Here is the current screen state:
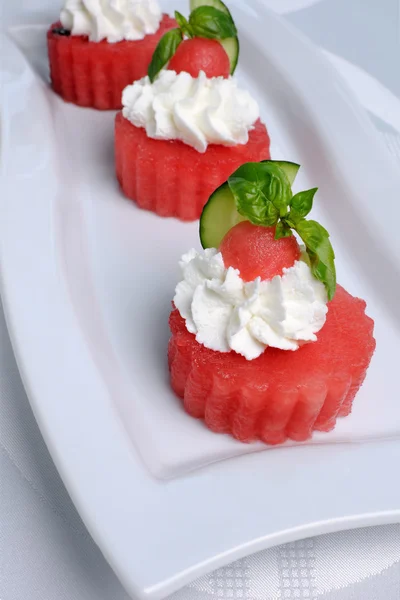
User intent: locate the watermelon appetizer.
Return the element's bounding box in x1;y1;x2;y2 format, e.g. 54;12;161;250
47;0;177;110
115;0;271;221
169;160;376;444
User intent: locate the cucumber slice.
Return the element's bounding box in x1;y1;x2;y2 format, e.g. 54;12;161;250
219;37;239;75
200;183;246;249
189;0;239;74
263;160;300;185
200;161;302;249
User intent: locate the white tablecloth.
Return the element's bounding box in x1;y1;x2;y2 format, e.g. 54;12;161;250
1;1;400;599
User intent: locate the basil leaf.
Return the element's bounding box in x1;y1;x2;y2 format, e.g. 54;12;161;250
309;250;336;301
148;28;183;82
275;221;293;239
174;11;193;38
289;188;317;223
296;219;330;250
189;6;237;39
228;162;292;226
296;219;336;300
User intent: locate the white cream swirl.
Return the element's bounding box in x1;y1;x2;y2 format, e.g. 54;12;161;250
174;248;328;360
60;0;162;43
122;70;260;153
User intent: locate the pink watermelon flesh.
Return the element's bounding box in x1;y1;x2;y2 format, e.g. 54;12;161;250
220;223;301;281
115;114;271;221
47;16;177;110
168;285;376;444
168;38;231;78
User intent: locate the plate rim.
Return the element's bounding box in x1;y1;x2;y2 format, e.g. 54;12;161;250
1;3;400;598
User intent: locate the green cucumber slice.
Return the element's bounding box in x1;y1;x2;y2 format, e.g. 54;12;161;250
189;0;239;74
219;37;239;75
200;161;301;249
263;160;300;185
200;183;246;249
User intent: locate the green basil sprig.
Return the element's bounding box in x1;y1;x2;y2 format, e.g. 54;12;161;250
189;6;237;39
148;28;183;83
174;11;194;39
294;220;336;300
287;188;317;224
227;162;336;300
148;4;237;82
229;162;292;226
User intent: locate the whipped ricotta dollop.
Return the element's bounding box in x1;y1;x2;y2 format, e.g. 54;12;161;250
122;70;260;152
60;0;162;43
174;248;328;360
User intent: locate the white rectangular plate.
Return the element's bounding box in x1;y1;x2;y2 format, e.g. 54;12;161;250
1;1;400;598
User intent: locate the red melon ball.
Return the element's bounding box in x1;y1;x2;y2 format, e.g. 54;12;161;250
168;38;230;78
220;221;301;282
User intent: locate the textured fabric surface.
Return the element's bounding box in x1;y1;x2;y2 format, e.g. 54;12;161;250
1;1;400;599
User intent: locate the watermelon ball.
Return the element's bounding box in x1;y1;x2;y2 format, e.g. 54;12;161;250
219;221;301;282
168;38;231;78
